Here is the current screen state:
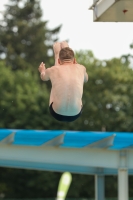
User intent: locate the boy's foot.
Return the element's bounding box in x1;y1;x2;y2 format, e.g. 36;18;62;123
61;41;69;49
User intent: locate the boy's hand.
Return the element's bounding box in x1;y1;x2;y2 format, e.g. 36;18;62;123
38;62;46;73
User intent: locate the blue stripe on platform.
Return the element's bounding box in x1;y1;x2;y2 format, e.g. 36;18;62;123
0;129;133;150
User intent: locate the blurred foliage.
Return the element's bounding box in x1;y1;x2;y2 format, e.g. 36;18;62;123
0;61;50;129
0;0;61;70
0;50;133;198
75;50;133;132
0;0;133;199
1;51;133;131
0;168;60;198
0;168;94;199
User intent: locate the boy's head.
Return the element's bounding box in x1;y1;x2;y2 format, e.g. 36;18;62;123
58;47;75;64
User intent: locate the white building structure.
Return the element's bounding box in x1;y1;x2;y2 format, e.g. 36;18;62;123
0;129;133;200
89;0;133;22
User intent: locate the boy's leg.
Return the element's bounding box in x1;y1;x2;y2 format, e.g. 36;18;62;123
53;42;61;66
53;41;69;66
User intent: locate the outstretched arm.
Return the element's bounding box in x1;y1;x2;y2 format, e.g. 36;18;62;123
38;62;50;81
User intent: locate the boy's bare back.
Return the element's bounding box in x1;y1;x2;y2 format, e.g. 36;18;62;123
48;63;86;115
38;41;88;121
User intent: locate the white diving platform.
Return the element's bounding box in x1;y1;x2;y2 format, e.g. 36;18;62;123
0;129;133;200
89;0;133;22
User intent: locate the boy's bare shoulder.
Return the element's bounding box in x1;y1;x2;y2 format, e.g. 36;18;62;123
77;64;86;69
50;65;60;69
47;65;57;71
47;65;60;74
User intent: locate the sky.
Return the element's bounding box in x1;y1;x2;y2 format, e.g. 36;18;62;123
1;0;133;60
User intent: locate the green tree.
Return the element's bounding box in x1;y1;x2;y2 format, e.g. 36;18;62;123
1;54;133;198
0;0;61;70
0;166;95;199
1;49;133;132
74;50;133;132
0;61;50;129
120;41;133;68
0;167;61;198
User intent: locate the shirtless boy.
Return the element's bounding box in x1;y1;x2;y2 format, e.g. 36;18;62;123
38;41;88;122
